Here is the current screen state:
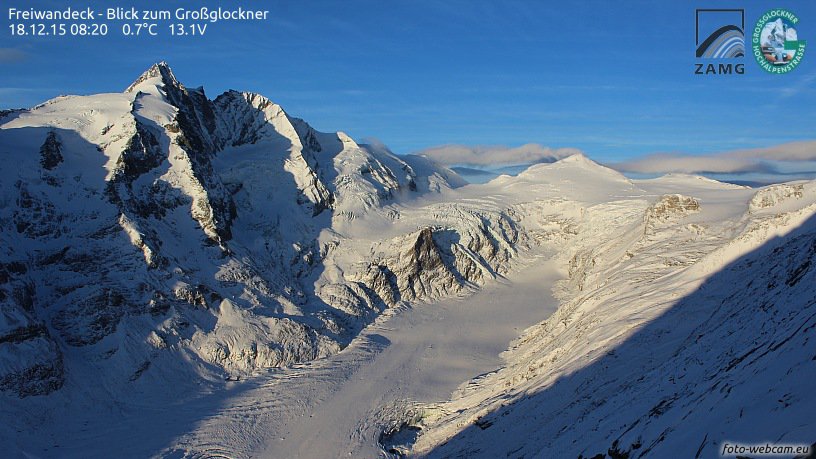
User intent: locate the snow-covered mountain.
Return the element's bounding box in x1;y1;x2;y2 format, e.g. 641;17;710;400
1;63;814;458
0;62;498;398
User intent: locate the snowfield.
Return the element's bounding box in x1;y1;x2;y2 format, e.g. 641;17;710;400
1;63;814;458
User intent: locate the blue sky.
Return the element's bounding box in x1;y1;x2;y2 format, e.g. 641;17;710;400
1;0;814;168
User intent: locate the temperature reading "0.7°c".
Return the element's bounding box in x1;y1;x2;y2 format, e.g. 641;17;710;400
122;23;156;36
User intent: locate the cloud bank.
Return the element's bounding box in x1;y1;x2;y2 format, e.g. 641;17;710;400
614;140;816;175
404;140;816;185
411;143;582;167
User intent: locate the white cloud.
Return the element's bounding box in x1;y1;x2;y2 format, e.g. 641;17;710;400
0;48;26;63
614;154;773;174
411;143;581;166
726;140;816;162
613;140;816;175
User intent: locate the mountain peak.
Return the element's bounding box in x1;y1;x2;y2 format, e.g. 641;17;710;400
556;152;590;164
125;61;181;93
516;152;632;187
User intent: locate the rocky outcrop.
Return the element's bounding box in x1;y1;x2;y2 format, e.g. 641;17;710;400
51;287;130;346
366;210;525;303
39;131;63;170
109;120;164;185
397;227;463;301
749;183;804;211
356;264;400;307
644;194;700;233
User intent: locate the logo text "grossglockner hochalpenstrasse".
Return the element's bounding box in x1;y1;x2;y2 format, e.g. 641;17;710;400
752;9;806;73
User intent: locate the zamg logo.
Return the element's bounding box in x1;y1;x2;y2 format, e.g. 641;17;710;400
695;9;745;75
752;9;806;73
696;9;746;58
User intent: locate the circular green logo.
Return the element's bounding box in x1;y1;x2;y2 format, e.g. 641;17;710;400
752;9;806;73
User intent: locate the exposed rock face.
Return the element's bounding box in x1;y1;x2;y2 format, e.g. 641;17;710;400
0;256;64;397
750;183;804;211
0;109;23;121
52;287;130;346
397;227;461;301
645;194;700;231
39;131;63;170
355;264;400;307
363;209;525;304
111;121;164;183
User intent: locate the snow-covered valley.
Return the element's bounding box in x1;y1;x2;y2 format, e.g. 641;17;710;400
1;63;814;458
